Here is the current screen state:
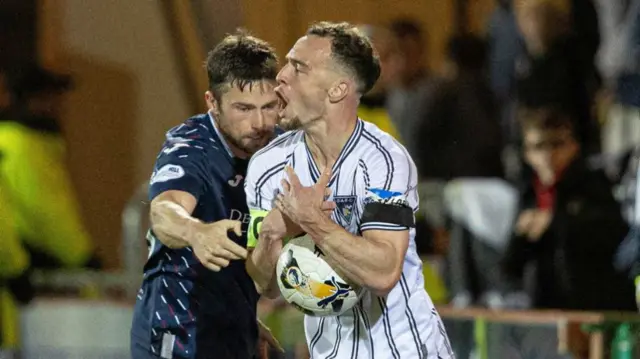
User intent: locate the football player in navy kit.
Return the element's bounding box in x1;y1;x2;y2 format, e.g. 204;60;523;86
130;32;283;359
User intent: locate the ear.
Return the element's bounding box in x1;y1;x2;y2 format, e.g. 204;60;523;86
205;90;220;114
327;81;349;103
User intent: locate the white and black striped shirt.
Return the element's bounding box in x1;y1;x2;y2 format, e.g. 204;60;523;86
245;119;453;358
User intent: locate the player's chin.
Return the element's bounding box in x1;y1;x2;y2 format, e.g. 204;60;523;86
242;136;271;153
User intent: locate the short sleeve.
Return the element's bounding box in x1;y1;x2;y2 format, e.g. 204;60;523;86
148;141;212;201
360;146;418;232
245;152;287;248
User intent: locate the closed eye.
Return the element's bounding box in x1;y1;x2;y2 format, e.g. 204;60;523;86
234;104;255;112
262;101;280;110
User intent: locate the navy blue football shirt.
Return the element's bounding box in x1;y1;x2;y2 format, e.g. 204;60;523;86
130;113;260;359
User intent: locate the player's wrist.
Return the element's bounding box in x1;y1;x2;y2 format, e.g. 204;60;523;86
299;210;333;243
184;219;205;246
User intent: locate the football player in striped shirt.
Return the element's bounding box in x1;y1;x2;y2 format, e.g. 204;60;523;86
245;22;453;359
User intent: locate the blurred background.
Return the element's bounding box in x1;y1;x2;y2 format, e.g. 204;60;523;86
1;0;640;358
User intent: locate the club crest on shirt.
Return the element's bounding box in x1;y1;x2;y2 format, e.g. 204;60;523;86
334;195;357;226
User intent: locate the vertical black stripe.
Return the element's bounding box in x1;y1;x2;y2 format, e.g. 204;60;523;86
359;160;370;188
358;302;374;359
350;168;362;229
326;316;343;359
438;316;453;355
305;119;363;186
254;161;286;208
306;146;320;182
309;317;325;357
378;298;400;359
432;308;453;355
399;274;422;356
350;308;360;359
362;130;394;190
395;141;420;211
327;119;363;187
246;130;297;178
351;164;359;196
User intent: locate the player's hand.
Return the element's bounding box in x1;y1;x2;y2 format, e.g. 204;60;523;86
275;165;333;226
262;208;300;241
265;191;335;240
191;219;248;271
257;318;284;359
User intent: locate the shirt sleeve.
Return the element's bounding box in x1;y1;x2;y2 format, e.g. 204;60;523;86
245;152;286;248
360;145;418;232
148;140;212;202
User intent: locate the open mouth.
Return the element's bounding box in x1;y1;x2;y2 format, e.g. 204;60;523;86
275;89;289;117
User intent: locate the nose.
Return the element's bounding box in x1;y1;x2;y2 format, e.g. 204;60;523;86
252;110;266;131
275;63;291;88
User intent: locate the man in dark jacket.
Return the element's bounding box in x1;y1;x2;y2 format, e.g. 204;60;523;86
502;108;636;311
415;34;504;180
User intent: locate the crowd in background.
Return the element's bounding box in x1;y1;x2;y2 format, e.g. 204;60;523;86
354;0;640;314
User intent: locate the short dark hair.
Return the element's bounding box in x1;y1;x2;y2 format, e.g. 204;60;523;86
205;30;279;99
519;107;575;135
307;22;381;94
389;18;423;41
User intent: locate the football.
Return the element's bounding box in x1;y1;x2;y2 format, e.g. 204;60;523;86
276;235;362;316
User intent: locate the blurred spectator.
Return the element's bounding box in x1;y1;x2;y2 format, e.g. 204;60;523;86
597;0;640;156
570;0;601;72
356;25;402;141
444;178;518;308
613;145;640;311
386;18;438;160
514;0;601;154
414;34;504;180
487;0;522;144
1;65;96;269
0;69;30;352
501;108;635;311
0;65;100;350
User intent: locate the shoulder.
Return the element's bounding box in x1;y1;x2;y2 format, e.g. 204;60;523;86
158;114;226;160
164;114;213;146
247;130;302;175
360;121;414;169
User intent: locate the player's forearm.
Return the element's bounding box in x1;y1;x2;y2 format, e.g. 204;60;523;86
247;212;286;298
301;213;400;296
247;252;280;298
150;200;201;249
248;243;279;298
248;239;281;298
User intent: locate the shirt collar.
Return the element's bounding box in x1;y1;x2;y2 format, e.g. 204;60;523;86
208;111;234;158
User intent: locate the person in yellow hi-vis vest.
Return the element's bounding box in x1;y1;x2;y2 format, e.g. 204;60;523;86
356;25;402;142
0;176;30;351
0;66;97;349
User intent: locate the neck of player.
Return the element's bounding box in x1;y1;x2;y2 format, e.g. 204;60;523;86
227;140;250;160
303;107;357;170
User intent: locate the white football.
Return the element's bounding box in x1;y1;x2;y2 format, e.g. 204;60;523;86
276;235;362;316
